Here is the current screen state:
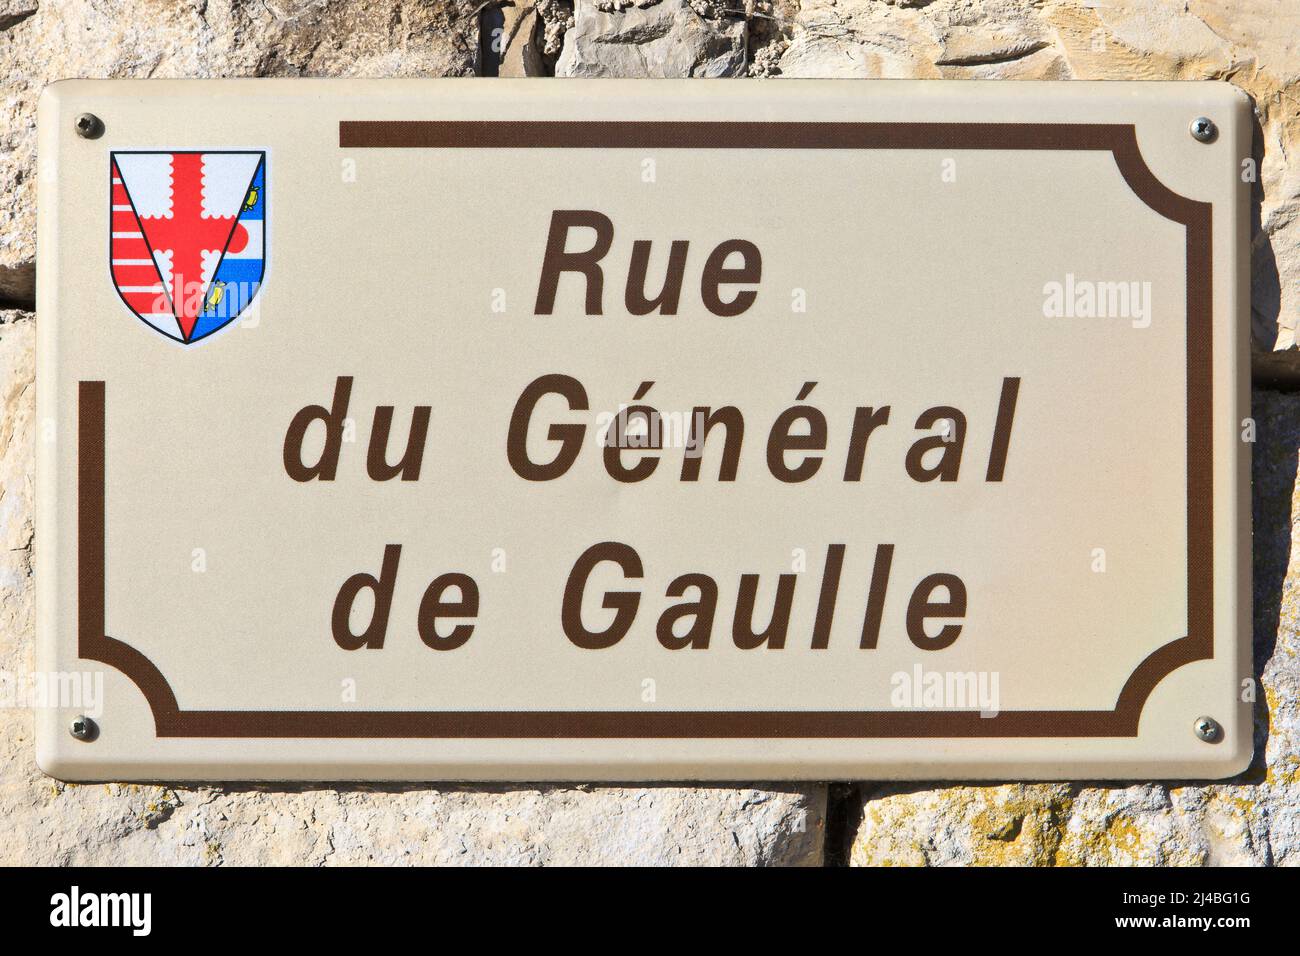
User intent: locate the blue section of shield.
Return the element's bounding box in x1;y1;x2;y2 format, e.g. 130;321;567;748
239;162;265;221
191;159;265;342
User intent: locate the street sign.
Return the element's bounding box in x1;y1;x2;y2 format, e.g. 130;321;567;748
36;79;1251;780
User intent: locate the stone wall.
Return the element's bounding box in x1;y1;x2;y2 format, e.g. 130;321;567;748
1;0;1297;865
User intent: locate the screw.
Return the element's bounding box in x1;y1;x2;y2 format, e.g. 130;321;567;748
1189;117;1217;144
74;113;103;140
69;715;97;742
1194;715;1222;743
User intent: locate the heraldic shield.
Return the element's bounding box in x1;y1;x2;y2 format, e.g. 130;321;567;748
109;151;266;344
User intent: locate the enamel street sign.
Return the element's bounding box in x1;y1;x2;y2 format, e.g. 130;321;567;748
36;79;1251;781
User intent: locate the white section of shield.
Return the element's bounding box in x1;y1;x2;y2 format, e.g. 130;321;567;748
200;249;223;291
137;297;181;338
114;153;174;218
224;219;263;261
200;153;260;219
150;249;173;298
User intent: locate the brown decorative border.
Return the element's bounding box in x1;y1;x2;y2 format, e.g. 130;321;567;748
78;120;1212;738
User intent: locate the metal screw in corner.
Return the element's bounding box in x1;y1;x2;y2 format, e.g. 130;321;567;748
74;112;103;140
1194;715;1222;743
69;715;97;742
1189;117;1217;144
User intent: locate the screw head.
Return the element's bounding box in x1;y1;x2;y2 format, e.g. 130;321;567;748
1194;715;1222;743
1189;117;1217;144
69;715;97;742
74;113;103;140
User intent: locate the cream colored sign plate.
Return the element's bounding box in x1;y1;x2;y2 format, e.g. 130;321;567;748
36;79;1251;781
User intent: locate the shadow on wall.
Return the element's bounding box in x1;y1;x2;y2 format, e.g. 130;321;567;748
1248;390;1298;779
1247;99;1287;386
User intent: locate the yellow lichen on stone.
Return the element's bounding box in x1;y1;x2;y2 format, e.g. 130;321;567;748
853;784;1076;867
